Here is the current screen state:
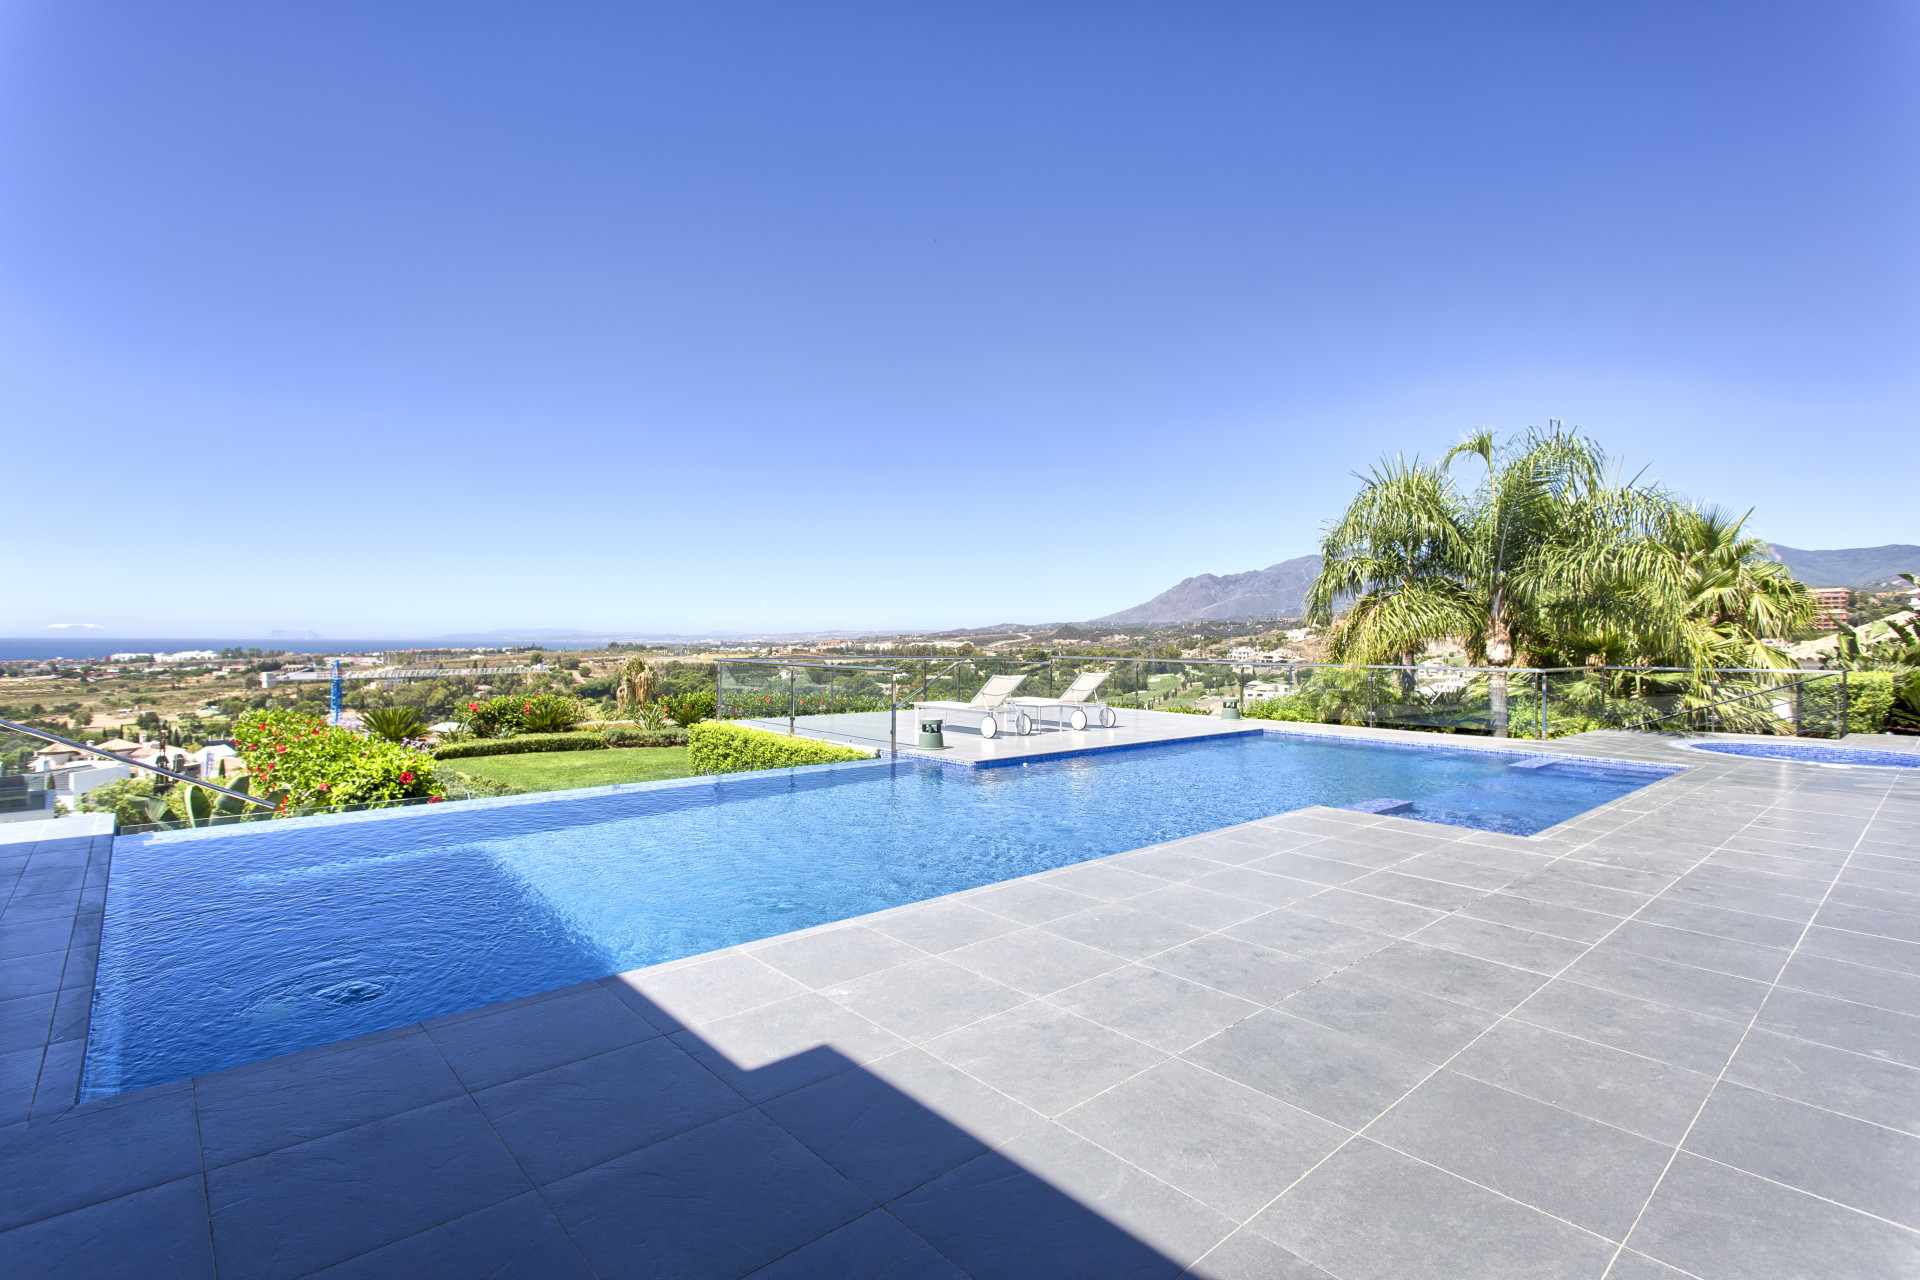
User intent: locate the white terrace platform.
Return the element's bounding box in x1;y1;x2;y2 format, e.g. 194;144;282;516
732;707;1264;766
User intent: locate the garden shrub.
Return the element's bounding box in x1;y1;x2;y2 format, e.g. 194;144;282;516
663;691;717;727
434;732;608;760
1799;670;1897;735
76;776;160;828
600;727;689;748
1243;695;1324;723
234;708;440;811
462;693;583;737
687;722;873;774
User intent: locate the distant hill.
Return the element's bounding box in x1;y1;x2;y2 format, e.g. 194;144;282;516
1765;544;1920;589
1095;556;1324;625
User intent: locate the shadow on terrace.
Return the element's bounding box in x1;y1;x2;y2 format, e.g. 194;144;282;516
1;977;1231;1279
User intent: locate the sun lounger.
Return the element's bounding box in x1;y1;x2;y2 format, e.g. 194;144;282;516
1014;671;1116;731
915;673;1032;738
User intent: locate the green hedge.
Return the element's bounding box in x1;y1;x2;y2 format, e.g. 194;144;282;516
601;727;689;748
434;733;608;760
687;722;873;774
1800;670;1897;735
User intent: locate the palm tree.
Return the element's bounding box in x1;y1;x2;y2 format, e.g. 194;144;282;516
616;656;656;712
1636;506;1814;673
1307;424;1669;736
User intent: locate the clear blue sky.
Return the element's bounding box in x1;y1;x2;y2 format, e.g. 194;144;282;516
3;2;1915;637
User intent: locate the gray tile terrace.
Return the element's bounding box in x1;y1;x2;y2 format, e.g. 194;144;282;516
2;729;1917;1277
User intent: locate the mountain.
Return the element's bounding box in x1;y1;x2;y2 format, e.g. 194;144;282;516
1765;545;1920;589
1095;556;1324;625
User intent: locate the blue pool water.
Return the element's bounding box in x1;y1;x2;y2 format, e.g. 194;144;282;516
1678;740;1920;768
83;733;1675;1096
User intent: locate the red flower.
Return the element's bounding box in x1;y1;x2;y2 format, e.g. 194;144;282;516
400;771;414;783
276;746;287;753
428;796;443;804
317;782;329;790
469;702;480;712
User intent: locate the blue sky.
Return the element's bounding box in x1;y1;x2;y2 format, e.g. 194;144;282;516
3;2;1915;637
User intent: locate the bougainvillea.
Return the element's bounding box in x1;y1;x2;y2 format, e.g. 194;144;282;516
233;708;441;814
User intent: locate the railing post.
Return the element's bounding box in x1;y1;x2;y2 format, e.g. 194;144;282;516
1538;671;1546;740
1838;671;1849;739
889;673;897;759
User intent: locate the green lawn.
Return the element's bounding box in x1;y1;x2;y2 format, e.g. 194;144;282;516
445;747;692;793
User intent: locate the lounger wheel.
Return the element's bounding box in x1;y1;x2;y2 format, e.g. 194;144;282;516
1068;708;1089;731
979;717;998;739
1099;707;1117;727
1016;712;1034;736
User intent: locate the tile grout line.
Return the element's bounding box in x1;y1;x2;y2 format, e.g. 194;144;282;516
1596;774;1903;1278
1182;762;1835;1275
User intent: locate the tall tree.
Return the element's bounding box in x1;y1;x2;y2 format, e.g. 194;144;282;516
1307;424;1668;735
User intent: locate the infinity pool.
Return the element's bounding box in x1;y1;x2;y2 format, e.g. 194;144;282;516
83;733;1675;1096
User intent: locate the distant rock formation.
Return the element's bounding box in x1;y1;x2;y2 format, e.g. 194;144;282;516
1765;545;1920;589
1095;556;1324;625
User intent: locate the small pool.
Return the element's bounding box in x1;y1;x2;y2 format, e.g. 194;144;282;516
1677;740;1920;769
83;733;1675;1096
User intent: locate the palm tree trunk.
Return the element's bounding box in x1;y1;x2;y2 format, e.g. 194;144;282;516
1489;670;1509;738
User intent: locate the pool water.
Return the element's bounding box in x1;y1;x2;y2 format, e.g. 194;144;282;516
1678;739;1920;768
83;733;1674;1096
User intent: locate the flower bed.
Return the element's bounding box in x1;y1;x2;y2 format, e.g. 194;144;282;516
234;708;441;812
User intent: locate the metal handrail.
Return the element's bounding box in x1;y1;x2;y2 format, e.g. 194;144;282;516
1617;674;1830;732
0;717;276;809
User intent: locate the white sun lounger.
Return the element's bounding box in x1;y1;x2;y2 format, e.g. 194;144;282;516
915;673;1032;738
1014;671;1117;731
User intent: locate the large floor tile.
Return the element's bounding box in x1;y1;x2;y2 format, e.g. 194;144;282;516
762;1050;1036;1201
865;899;1022;954
0;1087;202;1232
195;1032;465;1169
207;1096;531;1280
944;927;1128;997
1343;940;1546;1014
1447;1019;1714;1144
1043;904;1208;960
1145;935;1333;1003
425;985;658;1090
1225;909;1393;966
1683;1081;1920;1228
744;1209;964;1279
670;993;907;1103
749;924;926;989
0;1175;213;1280
1182;1010;1429;1130
609;951;810;1030
545;1109;873;1280
1251;1138;1617;1280
893;1123;1231;1280
1558;947;1772;1022
475;1037;749;1185
1126;883;1274;931
1723;1028;1920;1135
1369;1069;1671;1239
1059;1057;1346;1219
925;1003;1163;1115
1406;913;1589;974
1050;965;1261;1054
1778;952;1920;1016
1187;1230;1340;1280
1627;1152;1920;1280
1459;892;1623;943
309;1191;594;1279
1514;980;1747;1074
1285;888;1445;938
823;957;1029;1042
1756;987;1920;1067
1277;970;1494;1064
1597;919;1790;983
1633;898;1807;949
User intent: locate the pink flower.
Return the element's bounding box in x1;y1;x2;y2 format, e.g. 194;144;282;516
400;771;414;783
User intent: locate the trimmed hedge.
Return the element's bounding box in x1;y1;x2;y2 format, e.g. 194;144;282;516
601;727;689;748
688;722;874;774
434;733;607;760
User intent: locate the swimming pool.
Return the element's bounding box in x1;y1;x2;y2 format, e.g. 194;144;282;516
83;733;1675;1097
1676;739;1920;768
